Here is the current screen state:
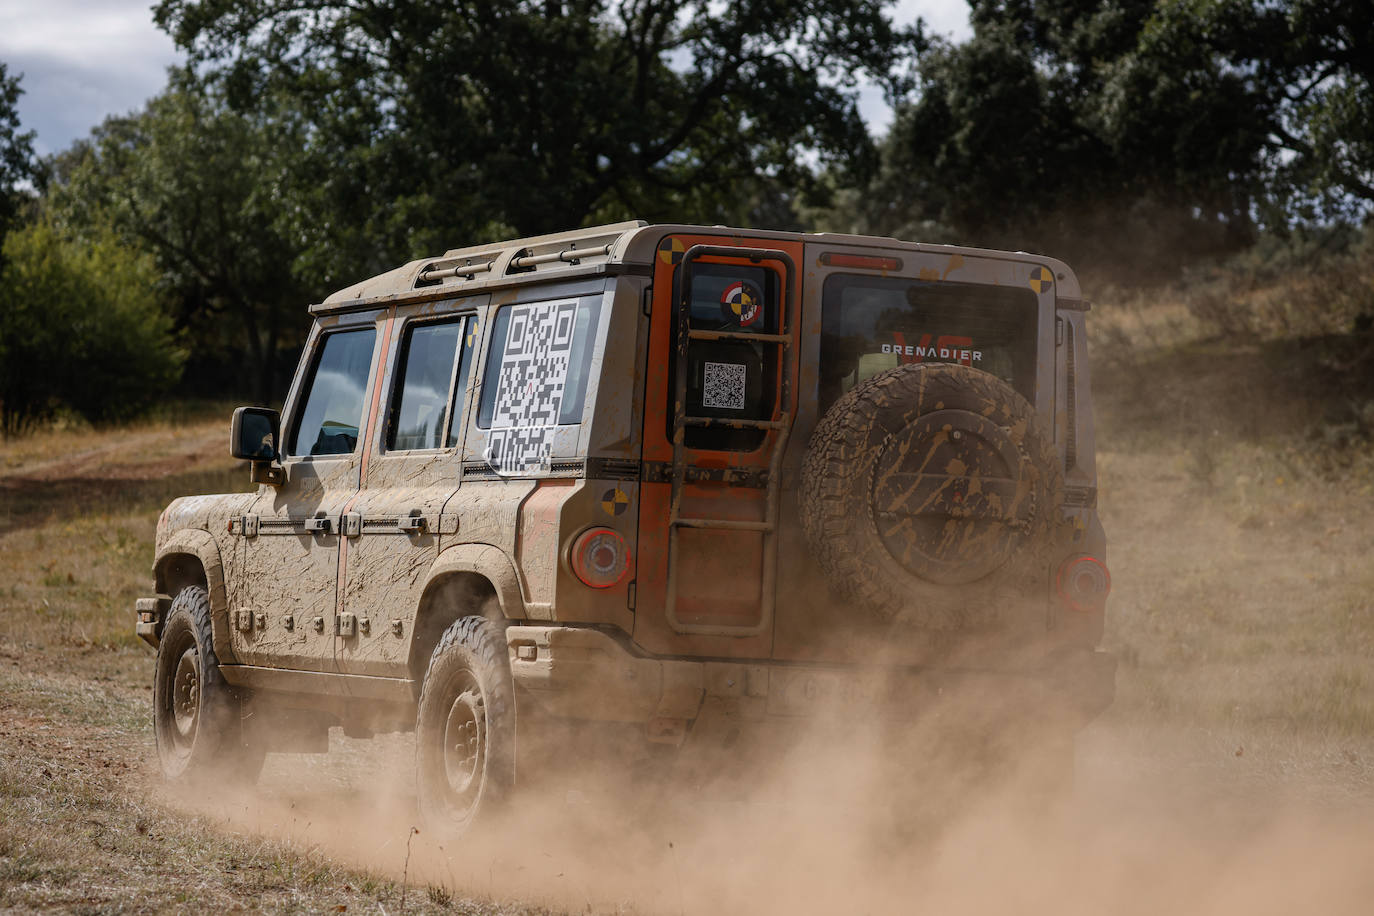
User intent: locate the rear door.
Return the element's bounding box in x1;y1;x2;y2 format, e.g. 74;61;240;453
773;245;1053;663
336;300;482;676
634;234;802;658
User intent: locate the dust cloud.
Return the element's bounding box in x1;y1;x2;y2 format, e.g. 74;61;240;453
170;690;1374;916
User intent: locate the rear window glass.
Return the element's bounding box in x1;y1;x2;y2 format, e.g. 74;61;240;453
683;263;779;334
819;275;1038;413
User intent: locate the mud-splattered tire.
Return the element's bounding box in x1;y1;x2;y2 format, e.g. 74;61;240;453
153;585;264;785
415;616;515;834
800;363;1066;629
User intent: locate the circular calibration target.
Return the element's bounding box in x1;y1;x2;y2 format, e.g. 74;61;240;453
719;280;763;327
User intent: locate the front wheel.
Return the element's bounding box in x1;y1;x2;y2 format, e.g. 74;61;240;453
415;616;515;834
152;585;264;785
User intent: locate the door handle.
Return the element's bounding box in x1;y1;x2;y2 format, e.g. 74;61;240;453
304;516;333;534
398;513;427;533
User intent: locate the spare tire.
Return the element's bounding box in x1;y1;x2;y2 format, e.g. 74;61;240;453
800;363;1065;629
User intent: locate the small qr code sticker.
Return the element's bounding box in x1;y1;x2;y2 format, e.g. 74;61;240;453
702;361;746;410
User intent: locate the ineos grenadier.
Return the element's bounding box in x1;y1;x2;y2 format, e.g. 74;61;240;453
138;221;1114;828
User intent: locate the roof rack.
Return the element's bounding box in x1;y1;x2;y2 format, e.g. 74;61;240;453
413;220;643;290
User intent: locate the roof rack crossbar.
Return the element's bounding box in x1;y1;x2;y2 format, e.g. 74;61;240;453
418;259;496;283
509;243;613;271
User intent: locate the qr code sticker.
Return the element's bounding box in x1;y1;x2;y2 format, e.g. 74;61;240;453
702;361;747;410
485;427;554;475
486;300;577;474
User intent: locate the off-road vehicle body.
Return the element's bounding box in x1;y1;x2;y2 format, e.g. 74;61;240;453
138;221;1114;820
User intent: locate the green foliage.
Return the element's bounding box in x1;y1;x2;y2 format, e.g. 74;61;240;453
819;0;1374;280
151;0;916;257
48;73;309;402
0;219;184;436
0;62;36;242
829;0;1277;278
1264;0;1374;221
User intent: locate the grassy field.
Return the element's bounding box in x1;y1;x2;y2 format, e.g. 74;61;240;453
2;256;1374;912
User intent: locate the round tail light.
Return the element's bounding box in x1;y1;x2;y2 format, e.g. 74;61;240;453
1057;555;1111;612
570;528;631;589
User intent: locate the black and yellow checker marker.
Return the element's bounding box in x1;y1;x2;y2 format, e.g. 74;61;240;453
601;487;630;516
658;237;686;265
1028;266;1054;293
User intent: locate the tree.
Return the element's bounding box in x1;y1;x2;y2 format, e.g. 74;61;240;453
839;0;1279;277
0;62;37;245
49;74;311;403
0;219;184;436
151;0;916;255
826;0;1373;279
1251;0;1374;222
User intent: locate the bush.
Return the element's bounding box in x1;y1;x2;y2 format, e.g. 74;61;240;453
0;219;184;436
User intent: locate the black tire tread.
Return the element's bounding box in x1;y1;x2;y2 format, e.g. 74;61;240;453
153;585;263;784
800;363;1066;628
415;615;515;833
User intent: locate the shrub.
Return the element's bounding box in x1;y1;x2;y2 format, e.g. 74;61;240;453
0;219;184;436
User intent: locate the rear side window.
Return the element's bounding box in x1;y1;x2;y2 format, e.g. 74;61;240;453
290;327;377;457
477;298;602;429
386;317;476;451
819;275;1038;413
671;262;781;451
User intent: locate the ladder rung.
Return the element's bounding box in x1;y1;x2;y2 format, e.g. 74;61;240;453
672;518;774;532
688;330;791;346
682;417;785;430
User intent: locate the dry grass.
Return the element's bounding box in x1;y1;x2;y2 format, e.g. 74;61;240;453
0;415;540;913
1085;247;1374;797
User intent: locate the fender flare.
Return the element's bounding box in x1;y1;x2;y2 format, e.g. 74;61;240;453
421;542;526;621
154;528;237;665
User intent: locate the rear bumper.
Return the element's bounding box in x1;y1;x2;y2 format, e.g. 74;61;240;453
508;625;1116;734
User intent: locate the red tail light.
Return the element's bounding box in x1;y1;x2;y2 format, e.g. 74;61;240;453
1057;555;1111;612
570;528;631;589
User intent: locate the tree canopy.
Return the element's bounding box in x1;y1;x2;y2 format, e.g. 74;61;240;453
0;62;37;243
49;75;311;402
7;1;1374;429
153;0;916;256
830;0;1374;278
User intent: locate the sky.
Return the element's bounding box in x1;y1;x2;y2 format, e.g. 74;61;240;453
0;0;973;160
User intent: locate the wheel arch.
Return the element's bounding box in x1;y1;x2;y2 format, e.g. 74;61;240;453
154;528;236;665
408;543;524;688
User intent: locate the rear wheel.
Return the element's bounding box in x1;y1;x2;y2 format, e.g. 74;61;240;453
152;585;264;785
415;616;515;834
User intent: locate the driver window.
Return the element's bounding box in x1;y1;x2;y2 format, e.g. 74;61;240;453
290;327;377;457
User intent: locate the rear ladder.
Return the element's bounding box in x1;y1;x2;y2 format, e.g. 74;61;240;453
665;245;797;636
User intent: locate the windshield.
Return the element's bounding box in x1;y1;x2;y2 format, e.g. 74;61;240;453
819;274;1038;413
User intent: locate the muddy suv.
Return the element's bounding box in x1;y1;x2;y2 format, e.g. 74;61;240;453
138;221;1114;825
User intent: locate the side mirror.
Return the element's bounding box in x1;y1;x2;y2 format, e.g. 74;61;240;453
231;407;285;486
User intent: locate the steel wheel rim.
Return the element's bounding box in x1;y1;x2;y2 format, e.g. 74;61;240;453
171;646;200;744
442;672;485;801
